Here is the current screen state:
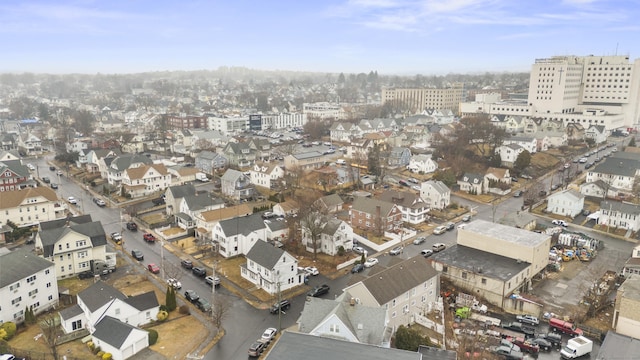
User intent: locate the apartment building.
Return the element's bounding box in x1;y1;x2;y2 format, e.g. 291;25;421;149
381;83;464;114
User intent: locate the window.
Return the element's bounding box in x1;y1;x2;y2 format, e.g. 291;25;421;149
329;324;340;333
10;283;20;291
392;299;396;307
29;289;38;297
403;304;409;313
11;297;22;305
392;311;397;318
462;272;467;279
27;275;36;283
482;278;487;285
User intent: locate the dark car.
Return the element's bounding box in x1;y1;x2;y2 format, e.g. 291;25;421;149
248;340;268;357
192;266;206;277
195;298;211;312
351;263;365;273
78;271;95;279
126;222;138;231
502;322;535;336
50;183;58;189
152;197;165;206
445;222;455;230
42;176;50;183
131;249;144;261
184;290;199;302
307;284;330;297
270;299;291;314
537;332;562;347
530;337;552;351
49;166;56;171
181;259;193;269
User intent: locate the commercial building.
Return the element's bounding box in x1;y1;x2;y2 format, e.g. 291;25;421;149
381;83;464;114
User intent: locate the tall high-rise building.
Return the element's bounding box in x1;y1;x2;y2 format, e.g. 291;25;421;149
382;83;464;114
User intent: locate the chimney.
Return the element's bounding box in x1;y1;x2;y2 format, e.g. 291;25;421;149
350;298;356;306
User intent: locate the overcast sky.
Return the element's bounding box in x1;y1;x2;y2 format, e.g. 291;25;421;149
1;0;638;75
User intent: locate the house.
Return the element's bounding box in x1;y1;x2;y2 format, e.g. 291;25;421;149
221;141;255;167
248;138;273;162
376;190;430;224
18;133;42;155
431;220;551;313
330;122;364;142
495;143;525;167
580;179;611;199
0;187;65;228
457;173;484;194
599;200;640;232
121;163;171;199
597;331;640;359
194;150;227;175
407;154;438;174
612;277;640;340
585;125;608;144
164;183;196;215
265;331;421;360
297;294;391;347
498;211;537;231
533;133;551;152
349;197;402;233
503;136;537;154
212;213;268;258
174;193;225;230
59;280;158;360
546;189;585;217
240;240;303;295
35;215;109;279
315;193;344;214
250;162;285;189
273;200;301;217
622;245;640;277
484;167;511;189
166;165;199;184
0;159;31;191
566;123;586;141
106;154;153;186
302;218;354;256
343;256;439;331
586;157;640;194
85;148;121;173
220;169;254;201
193;204;252;244
0;249;59;325
420;180;450;210
387;147;411;168
284;151;326;171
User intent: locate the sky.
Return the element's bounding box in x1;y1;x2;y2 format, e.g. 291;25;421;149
1;0;639;75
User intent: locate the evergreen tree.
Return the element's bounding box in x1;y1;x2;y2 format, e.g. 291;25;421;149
165;287;177;312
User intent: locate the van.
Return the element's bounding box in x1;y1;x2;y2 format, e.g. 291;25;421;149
336;159;346;165
549;318;583;336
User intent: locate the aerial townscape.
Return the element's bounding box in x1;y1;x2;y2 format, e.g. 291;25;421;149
2;52;640;360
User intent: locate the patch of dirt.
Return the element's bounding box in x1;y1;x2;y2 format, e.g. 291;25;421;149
161;227;185;236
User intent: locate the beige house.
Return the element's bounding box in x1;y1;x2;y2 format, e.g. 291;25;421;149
342;256;439;331
0;187;65;228
613;277;640;340
284;151;327;171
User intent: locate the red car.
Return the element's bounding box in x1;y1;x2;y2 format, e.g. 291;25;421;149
143;233;156;242
147;263;160;274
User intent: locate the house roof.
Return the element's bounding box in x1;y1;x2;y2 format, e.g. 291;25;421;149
221;168;244;182
597;331;640;360
417;345;458;360
486;167;508;179
0;186;58;209
59;304;84;320
168;183;196;199
0;249;54;288
359;256;438;306
183;194;224;211
321;218;345;236
200;204;252;222
600;200;640;215
123;291;159;311
376;190;426;209
265;331;420;360
461;219;549;247
92;316;139;349
265;218;288;232
591;157;640;177
196;150;220;161
297;294;387;345
78;281;128;312
548;189;584;202
39;220;107;257
125;163;168;180
39;215;93;230
423;180;449;195
218;212;266;237
110;153;153;171
431;244;530;281
318;193;344;209
245;240;286;270
460;172;483;184
498;211;537;229
351;197;396;217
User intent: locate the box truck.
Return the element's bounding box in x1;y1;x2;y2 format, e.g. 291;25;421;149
560;336;592;359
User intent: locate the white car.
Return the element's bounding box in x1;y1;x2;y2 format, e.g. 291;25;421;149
305;266;319;276
433;226;447;235
413;236;426;245
516;314;540;326
167;278;182;289
67;196;77;204
27;163;35;171
364;258;379;268
552;219;568;227
353;246;368;255
261;327;277;342
412;185;421;191
579;157;588;163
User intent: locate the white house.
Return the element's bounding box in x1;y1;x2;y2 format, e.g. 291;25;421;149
585;125;608;144
599;200;640;232
546;189;585;218
580;180;610;199
0;249;59;325
250;162;285;189
376;190;430;225
407;154;438;174
342;256;439;331
240;240;304;295
121;163;172;198
496;143;525;167
503;136;537;154
106;154;153;186
302;218;354;256
212;213;267;258
586;157;640;194
0;187;65;228
91;316;150;360
457;173;484;194
420;180;450;210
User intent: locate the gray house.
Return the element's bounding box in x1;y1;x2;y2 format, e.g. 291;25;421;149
388;147;412;168
195;150;227;175
220;169;254;201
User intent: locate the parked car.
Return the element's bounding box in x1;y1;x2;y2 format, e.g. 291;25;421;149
516;314;540;326
353;246;368;255
49;166;56;171
552;219;568;227
110;232;122;244
389;246;403;255
513;337;540;354
181;259;193;269
50;183;58;189
511;176;519;182
351;263;365;273
192;267;207;277
41;176;50;184
205;275;220;286
261;327;277;343
248;340;268;357
67;196;77;204
147;263;160;274
502;322;535;336
0;354;26;360
78;271;95;279
304;266;319;276
421;249;434;257
56;169;64;175
167;278;182;289
270;299;291;314
536;332;562;347
143;233;156;242
126;222;138;231
530;337;552;351
364;258;379;268
513;190;523;197
433;226;447;235
131;249;144;261
445;222;455;230
152;197;165;206
579;157;588;163
491;345;524;360
520;174;533;179
461;215;471;222
432;243;446;252
582;209;591;216
195;298;211;312
184;290;199;302
93;198;106;207
307;284;330;297
412;236;426;245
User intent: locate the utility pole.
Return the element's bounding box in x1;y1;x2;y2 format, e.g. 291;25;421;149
277;281;282;332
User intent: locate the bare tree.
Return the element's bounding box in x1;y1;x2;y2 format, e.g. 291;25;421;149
195;138;216;151
284;165;305;198
211;294;232;329
163;262;183;282
40;313;61;360
298;194;328;260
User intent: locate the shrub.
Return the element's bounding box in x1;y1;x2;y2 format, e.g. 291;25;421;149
178;305;190;315
0;322;17;340
102;353;112;360
93;346;101;355
336;246;345;257
157;310;169;321
159;304;168;312
97;351;105;357
148;329;159;345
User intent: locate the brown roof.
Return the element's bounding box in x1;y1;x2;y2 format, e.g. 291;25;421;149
486;167;508;179
176;167;199;176
277;200;300;213
0;187;58;209
200;204;252;222
126;164;169;180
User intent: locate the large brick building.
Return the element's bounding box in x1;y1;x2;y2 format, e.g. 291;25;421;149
167;115;207;129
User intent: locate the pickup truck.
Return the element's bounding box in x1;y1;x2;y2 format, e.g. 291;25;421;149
143;233;156;243
502;322;535;337
512;337;540;354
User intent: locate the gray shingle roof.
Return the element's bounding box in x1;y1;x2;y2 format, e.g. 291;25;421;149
0;249;54;287
218;213;266;237
321;218;344;236
246;240;285;269
39;214;93;230
92;316;139;349
168;183;196;199
59;304;84;320
600;200;640;215
591;157;640;177
431;244;530;281
264;218;288;232
597;331;640;359
221;168;244;182
39;221;107;257
78;280;127;312
376;190;426;209
424;180;449;194
351;197;396;217
183;194;223;211
318;193;344;208
110;153;153;171
360;256;438;305
123;291;159;311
